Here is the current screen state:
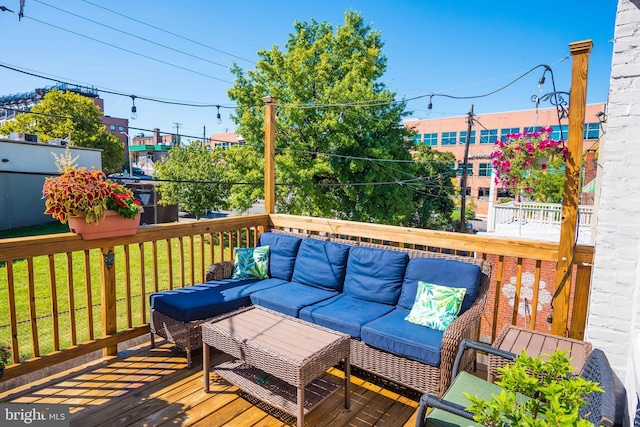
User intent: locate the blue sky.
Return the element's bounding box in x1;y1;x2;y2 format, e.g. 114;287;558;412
0;0;617;141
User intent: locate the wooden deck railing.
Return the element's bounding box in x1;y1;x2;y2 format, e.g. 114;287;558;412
0;213;594;382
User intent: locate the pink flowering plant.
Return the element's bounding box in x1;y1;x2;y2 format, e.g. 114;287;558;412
491;127;568;195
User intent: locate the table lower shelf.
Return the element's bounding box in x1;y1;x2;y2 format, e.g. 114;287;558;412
213;358;342;417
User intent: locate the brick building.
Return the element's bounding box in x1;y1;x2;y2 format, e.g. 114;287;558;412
404;103;605;217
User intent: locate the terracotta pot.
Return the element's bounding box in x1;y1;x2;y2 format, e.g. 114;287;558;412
68;210;142;240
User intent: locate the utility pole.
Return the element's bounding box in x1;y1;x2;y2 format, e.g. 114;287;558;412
173;122;182;146
459;104;474;233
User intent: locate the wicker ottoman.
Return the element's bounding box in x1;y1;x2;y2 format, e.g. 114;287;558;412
202;306;351;427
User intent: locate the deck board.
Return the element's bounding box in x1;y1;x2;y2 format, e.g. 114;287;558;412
0;341;424;426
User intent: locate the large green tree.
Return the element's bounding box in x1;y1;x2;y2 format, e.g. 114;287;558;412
227;10;455;226
154;143;229;218
0;90;124;171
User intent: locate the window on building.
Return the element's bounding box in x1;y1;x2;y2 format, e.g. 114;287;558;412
110;124;116;131
423;133;438;146
584;123;600;140
441;131;457;146
460;186;471;196
500;127;520;139
551;125;569;141
457;162;473;176
479;163;492;176
408;134;421;144
478;187;491;201
118;126;125;131
497;188;513;198
459;130;476;144
480;129;498;144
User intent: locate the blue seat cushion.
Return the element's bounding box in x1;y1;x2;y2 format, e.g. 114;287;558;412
257;232;303;281
397;257;482;314
250;282;338;318
299;294;394;338
291;239;351;291
150;278;287;322
343;246;409;305
361;308;443;366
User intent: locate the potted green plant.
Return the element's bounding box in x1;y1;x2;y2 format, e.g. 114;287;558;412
491;127;567;197
42;158;143;240
465;350;602;427
0;345;11;379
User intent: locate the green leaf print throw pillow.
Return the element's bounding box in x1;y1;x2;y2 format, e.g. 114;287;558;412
405;281;467;332
232;246;270;279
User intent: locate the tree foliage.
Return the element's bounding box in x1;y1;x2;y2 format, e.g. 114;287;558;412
226;10;455;227
154;143;229;218
0;90;124;171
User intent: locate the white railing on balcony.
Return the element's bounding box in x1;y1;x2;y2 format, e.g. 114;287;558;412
487;202;594;243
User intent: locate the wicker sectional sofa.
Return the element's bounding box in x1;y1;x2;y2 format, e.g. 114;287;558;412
150;230;491;396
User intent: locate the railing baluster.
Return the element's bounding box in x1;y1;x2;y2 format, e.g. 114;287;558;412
139;243;146;324
124;245;132;329
189;236;195;286
218;231;224;262
166;239;174;290
26;258;39;357
152;241;159;293
6;259;19;363
492;255;505;341
66;253;77;346
511;258;524;325
178;237;185;286
530;260;542;329
48;255;60;352
83;250;94;341
199;234;205;283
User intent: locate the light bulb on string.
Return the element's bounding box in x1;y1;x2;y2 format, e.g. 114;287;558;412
130;95;137;120
216;105;222;124
338;108;344;124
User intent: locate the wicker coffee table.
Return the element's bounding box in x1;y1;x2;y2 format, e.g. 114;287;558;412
202;306;351;427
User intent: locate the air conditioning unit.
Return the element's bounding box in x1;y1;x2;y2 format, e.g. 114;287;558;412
10;132;40;143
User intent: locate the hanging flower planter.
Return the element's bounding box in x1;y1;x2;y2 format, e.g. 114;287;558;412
68;209;143;240
491;127;568;195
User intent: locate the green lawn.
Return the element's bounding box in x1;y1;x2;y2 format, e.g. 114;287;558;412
0;221;69;239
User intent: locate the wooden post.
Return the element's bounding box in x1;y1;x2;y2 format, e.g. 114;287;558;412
100;247;118;356
263;96;277;214
551;40;592;336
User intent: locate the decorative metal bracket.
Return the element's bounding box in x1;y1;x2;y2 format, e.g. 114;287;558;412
531;91;570;121
103;250;115;269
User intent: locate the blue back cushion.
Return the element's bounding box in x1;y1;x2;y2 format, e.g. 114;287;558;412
343;246;409;305
397;257;482;314
257;232;302;281
291;239;351;291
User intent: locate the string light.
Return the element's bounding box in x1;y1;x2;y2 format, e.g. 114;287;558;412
216;105;222;124
130;95;137;120
338;108;344;124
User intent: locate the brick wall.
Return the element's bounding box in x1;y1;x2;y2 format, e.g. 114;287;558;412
587;0;640;420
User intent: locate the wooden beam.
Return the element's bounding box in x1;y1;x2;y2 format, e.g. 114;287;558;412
263;96;277;214
551;40;593;336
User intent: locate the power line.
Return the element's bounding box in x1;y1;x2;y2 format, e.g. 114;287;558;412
33;0;232;70
0;63;234;108
23;15;233;84
81;0;256;65
0;106;233;143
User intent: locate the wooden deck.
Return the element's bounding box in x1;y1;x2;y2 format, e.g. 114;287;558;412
0;340;423;426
